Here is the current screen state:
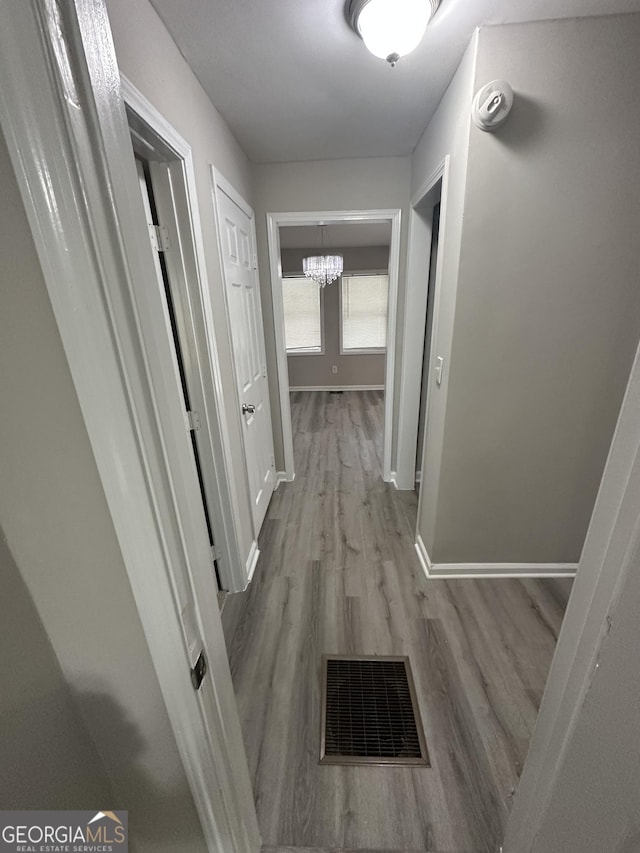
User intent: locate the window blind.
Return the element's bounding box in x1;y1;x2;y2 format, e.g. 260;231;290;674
282;276;322;352
341;274;389;351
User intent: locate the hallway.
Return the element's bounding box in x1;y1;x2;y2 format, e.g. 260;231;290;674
224;390;571;852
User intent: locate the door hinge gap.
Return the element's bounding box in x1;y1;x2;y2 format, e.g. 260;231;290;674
190;650;207;691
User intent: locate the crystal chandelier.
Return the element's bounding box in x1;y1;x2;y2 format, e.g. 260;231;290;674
302;226;343;288
302;254;343;288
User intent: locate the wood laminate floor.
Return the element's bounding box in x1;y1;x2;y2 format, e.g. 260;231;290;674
223;390;572;853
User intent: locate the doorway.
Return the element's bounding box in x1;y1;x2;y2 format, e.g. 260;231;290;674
394;159;449;492
122;78;249;594
266;209;402;483
135;157;222;590
415;194;441;490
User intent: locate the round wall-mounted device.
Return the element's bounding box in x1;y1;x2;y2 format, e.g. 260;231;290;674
472;80;514;132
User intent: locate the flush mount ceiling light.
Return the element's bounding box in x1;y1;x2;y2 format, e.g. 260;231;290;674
347;0;441;67
302;225;343;288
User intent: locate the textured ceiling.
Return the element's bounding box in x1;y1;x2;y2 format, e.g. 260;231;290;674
149;0;640;163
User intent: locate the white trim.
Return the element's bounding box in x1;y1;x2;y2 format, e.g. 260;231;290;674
120;76;246;594
266;209;401;484
413;536;577;579
396;157;449;490
0;3;259;850
289;384;384;392
389;471;400;489
122;76;186;157
245;541;260;586
384;212;401;483
212;168;253;220
267;215;295;480
339;349;387;355
275;471;292;488
427;563;578;579
415;534;432;579
411;159;449;209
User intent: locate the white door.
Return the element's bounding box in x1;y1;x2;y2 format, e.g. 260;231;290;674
134;157;216;659
214;175;275;535
135;157;224;588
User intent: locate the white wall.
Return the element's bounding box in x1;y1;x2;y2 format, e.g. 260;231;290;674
107;0;256;565
0;127;206;850
253;157;411;469
414;15;640;565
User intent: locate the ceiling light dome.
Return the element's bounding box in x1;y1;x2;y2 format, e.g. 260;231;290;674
348;0;440;66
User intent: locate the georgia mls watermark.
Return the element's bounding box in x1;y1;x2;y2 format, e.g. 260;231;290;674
0;811;128;853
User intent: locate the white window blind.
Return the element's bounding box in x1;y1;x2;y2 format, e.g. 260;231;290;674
341;274;389;352
282;276;322;353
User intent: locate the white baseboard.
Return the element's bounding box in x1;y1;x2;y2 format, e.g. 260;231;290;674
244;540;260;588
415;534;432;579
392;470;418;490
390;471;399;489
289;385;384;392
415;471;422;484
414;535;577;579
428;563;578;579
275;471;295;489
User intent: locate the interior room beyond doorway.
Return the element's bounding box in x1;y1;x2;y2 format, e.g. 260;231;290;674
266;209;402;483
280;221;391;396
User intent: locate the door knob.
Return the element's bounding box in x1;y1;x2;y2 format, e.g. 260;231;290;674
242;403;256;414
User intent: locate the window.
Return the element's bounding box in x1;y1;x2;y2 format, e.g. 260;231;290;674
341;273;389;353
282;276;323;354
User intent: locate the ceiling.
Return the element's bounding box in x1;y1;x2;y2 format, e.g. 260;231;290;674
149;0;640;163
279;222;391;249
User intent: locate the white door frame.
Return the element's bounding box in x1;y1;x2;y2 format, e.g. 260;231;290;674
266;209;402;482
0;1;259;850
211;168;276;555
395;157;450;491
122;76;248;594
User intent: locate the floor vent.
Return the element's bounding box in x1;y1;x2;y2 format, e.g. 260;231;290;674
320;655;429;766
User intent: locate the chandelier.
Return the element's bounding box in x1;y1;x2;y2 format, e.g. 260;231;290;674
302;226;343;288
